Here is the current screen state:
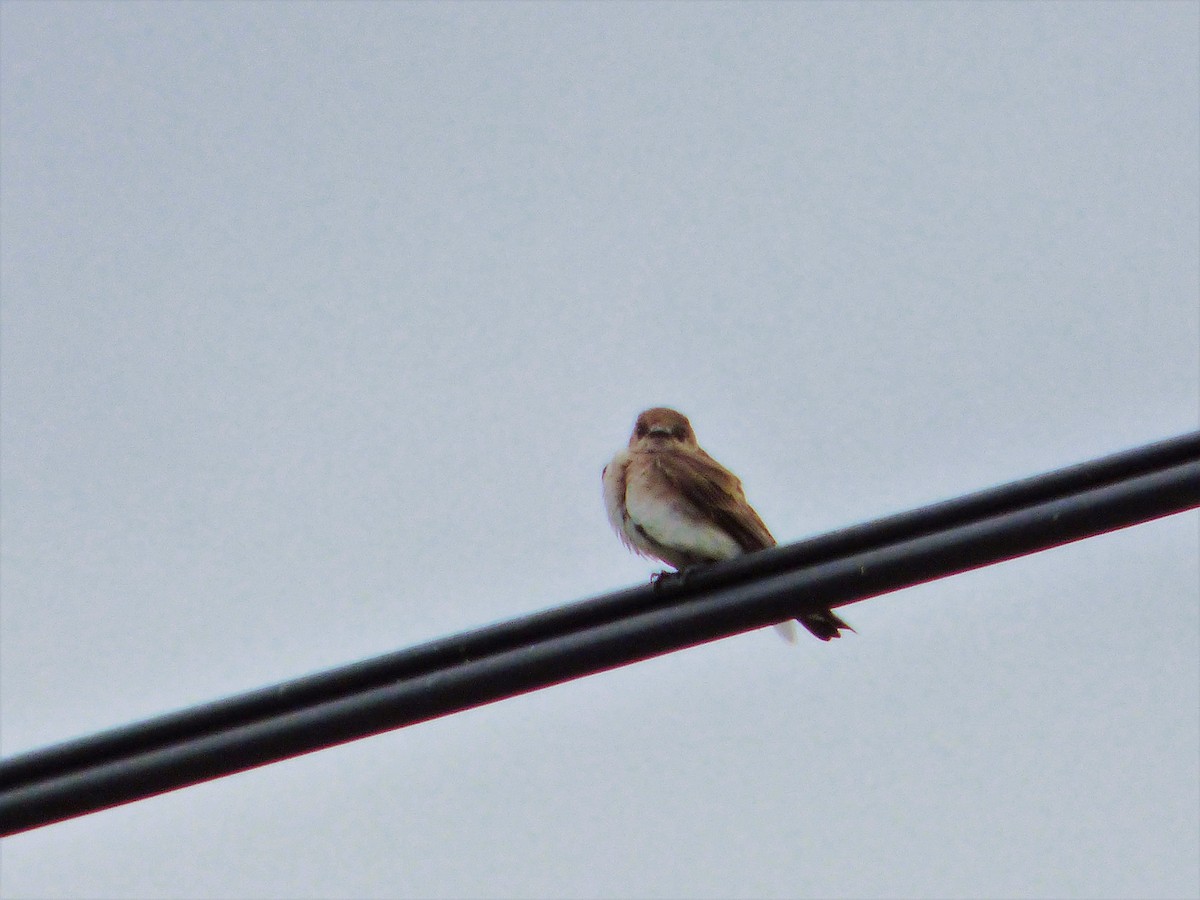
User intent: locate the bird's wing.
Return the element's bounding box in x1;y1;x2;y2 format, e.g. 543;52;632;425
651;448;775;552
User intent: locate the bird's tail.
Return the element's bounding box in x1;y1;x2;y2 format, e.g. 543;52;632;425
773;609;856;643
797;608;855;641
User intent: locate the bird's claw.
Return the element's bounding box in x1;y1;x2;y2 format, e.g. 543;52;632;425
650;570;680;590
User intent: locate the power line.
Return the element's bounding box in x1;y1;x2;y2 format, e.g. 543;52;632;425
1;431;1197;836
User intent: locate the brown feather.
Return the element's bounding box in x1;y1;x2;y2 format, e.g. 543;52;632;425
651;448;776;554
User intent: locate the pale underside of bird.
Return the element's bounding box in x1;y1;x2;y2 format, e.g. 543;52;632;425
603;407;854;642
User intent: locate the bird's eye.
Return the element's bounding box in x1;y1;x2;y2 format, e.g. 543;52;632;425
635;423;648;437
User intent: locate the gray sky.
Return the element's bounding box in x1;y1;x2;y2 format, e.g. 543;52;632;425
1;2;1197;898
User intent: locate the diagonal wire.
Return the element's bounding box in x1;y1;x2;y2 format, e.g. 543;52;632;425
1;431;1197;836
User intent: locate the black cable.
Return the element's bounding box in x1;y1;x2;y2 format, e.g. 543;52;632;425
1;432;1197;836
5;429;1194;793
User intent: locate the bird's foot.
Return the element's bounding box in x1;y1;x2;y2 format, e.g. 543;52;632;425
650;564;711;590
650;570;681;590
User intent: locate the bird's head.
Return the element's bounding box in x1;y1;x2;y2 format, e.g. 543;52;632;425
629;407;698;449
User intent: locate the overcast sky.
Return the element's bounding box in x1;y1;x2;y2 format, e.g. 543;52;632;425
1;2;1197;898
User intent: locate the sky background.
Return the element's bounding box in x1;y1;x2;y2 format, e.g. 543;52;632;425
1;2;1197;898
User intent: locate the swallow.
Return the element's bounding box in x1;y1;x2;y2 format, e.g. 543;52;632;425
602;407;854;642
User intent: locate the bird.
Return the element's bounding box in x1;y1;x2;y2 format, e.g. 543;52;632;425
602;407;854;642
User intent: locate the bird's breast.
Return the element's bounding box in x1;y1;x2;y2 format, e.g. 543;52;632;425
622;454;743;565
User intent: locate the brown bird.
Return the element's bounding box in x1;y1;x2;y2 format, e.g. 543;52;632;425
602;407;854;642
